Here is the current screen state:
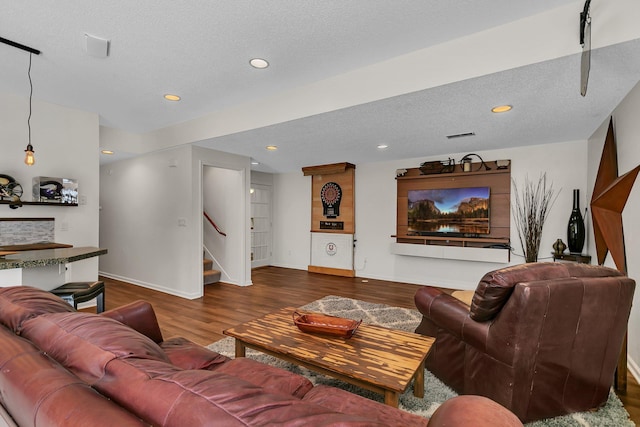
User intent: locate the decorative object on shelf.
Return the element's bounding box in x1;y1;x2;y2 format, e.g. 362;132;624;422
496;159;511;169
419;158;454;175
0;174;23;209
460;153;491;172
590;117;640;273
32;176;78;204
567;189;586;253
395;168;407;177
552;238;567;255
512;173;558;262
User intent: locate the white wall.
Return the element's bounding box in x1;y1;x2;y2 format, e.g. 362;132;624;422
589;80;640;380
272;173;311;269
0;93;100;281
99;144;251;297
271;141;588;289
99;145;198;297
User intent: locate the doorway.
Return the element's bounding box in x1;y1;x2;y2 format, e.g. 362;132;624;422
250;184;272;268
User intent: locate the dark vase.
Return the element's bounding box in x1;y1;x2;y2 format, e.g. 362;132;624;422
567;189;586;254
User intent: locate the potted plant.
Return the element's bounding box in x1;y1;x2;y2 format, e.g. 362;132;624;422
512;174;558;262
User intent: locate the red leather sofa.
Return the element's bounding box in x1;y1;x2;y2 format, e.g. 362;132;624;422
414;262;635;423
0;286;523;427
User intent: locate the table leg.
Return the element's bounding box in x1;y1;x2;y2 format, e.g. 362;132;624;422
413;360;425;398
234;340;246;358
384;390;399;407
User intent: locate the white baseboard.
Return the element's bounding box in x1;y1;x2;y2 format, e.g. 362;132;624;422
98;271;201;300
628;355;640;384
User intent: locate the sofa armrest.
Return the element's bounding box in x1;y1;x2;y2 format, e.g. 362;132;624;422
414;287;490;350
428;395;523;427
101;300;164;343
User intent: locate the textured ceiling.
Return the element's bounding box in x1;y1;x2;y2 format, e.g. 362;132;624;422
1;1;640;172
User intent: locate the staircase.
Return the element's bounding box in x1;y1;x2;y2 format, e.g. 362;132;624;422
203;258;221;285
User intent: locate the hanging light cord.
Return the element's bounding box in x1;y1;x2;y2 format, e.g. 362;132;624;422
27;52;33;146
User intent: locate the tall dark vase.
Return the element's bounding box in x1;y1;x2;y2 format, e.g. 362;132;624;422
567;189;585;254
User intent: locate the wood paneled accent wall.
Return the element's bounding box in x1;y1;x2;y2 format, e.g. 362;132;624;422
302;162;355;234
396;161;510;247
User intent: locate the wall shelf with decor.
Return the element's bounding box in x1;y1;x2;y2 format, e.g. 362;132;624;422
0;200;78;207
393;159;511;263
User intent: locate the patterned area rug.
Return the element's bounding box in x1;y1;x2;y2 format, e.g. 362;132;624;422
208;295;633;427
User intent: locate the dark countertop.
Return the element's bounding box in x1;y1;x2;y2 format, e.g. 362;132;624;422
0;247;107;270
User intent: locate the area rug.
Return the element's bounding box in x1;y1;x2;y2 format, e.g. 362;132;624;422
208;295;633;427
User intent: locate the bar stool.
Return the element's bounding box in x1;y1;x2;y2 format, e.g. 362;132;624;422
51;281;105;313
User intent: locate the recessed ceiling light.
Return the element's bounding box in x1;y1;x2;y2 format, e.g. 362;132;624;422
265;145;278;151
164;94;181;101
250;58;269;69
377;144;389;150
101;150;114;155
251;161;260;165
491;105;512;113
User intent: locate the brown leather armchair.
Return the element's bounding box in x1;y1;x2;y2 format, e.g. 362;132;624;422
414;262;635;423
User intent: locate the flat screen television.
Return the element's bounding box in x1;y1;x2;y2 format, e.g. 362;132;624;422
407;187;490;236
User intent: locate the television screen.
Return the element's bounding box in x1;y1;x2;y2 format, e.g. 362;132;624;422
407;187;490;235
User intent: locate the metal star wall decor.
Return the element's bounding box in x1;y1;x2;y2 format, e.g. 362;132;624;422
590;117;640;273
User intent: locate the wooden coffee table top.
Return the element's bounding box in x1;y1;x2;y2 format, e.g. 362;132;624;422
223;307;434;395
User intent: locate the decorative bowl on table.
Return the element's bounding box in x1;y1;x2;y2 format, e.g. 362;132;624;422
292;311;362;338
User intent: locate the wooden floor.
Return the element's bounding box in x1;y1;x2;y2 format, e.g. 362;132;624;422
99;266;640;424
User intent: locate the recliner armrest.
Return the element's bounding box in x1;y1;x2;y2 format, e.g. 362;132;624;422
101;300;164;343
415;287;490;350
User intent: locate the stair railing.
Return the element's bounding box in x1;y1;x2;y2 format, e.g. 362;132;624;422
204;211;227;236
202;211;229;281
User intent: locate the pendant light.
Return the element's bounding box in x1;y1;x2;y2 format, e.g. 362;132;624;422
24;52;35;166
0;36;40;166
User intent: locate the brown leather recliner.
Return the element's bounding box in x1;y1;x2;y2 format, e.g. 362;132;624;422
414;262;635;423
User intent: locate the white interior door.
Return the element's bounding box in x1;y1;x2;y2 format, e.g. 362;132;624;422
251;184;272;268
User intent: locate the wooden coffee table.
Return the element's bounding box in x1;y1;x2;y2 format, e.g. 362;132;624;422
223;307;434;407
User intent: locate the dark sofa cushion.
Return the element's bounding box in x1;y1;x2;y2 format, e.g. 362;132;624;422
0;286;75;333
159;338;314;398
212;357;314;398
0;325;146;427
20;312;171;384
97;365;385;427
470;262;624;321
160;336;230;370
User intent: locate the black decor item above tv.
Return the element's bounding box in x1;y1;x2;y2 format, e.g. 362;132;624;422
407;187;490;236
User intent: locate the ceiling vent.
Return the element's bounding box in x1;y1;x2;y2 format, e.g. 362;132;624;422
446;132;475;139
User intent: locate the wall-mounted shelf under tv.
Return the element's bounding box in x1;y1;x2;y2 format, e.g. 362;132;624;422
0;200;78;207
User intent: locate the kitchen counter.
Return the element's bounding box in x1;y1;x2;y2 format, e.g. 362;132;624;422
0;247;107;270
0;242;73;251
